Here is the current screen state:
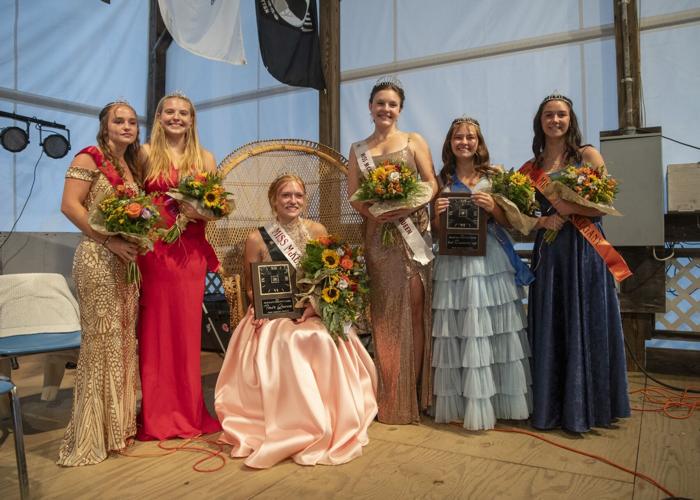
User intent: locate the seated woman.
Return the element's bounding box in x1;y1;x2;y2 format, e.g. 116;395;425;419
214;174;378;469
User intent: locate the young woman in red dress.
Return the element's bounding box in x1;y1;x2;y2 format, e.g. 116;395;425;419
136;92;221;440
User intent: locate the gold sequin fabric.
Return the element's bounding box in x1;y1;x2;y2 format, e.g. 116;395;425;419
57;168;139;466
364;145;433;424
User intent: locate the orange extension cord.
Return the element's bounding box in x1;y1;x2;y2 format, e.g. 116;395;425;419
119;435;226;472
446;383;700;499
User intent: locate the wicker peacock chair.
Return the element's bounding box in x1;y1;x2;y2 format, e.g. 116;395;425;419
207;139;364;329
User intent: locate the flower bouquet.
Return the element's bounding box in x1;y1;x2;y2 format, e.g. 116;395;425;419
295;235;369;343
543;164;621;243
490;169;540;235
163;171;234;243
350;160;432;245
89;185;161;284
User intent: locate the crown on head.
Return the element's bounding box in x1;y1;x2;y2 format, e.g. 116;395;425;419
541;92;573;106
165;90;190;100
103;98;131;109
452;115;480;127
373;74;404;91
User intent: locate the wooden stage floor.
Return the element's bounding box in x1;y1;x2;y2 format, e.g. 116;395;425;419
1;352;698;499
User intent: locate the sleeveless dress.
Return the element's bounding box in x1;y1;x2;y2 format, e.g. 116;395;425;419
363;141;433;424
214;221;378;468
526;165;630;432
58;147;139;466
136;166;221;440
432;176;531;430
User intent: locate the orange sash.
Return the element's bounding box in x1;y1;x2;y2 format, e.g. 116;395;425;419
520;161;632;282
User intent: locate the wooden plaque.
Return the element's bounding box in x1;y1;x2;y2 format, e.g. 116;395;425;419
251;261;302;320
438;192;487;256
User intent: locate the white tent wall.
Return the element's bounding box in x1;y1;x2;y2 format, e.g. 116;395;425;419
0;0;148;233
1;0;698;237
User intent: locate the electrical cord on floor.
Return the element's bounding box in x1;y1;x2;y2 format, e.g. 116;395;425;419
623;336;700;394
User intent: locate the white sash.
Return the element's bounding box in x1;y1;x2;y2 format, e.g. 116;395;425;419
352;141;434;265
264;222;304;269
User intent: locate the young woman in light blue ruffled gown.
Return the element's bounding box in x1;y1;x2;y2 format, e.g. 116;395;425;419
431;117;533;430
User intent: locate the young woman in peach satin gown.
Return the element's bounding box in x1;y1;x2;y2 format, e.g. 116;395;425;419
215;174;378;468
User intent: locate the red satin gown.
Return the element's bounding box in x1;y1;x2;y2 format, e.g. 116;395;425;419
136;167;221;440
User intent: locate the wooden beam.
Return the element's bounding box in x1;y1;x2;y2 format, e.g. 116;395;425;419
613;0;642;130
613;0;653;372
318;0;340;151
146;0;172;129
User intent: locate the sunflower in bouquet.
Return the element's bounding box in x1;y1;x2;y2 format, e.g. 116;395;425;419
351;160;432;245
543;164;621;243
163;171;234;243
89;184;161;284
295;235;369;343
490;169;540;235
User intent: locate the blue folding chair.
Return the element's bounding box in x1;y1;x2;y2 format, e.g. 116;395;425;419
0;273;82;499
1;376;29;500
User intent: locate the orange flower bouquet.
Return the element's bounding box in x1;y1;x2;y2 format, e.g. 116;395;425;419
543;164;621;243
89;185;161;284
163;171;234;243
295;235;369;342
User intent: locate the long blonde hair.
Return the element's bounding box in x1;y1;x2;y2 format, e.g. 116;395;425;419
146;94;205;181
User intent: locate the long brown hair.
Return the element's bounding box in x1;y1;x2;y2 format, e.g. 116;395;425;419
96;102;141;178
532;96;583;167
146;94;205;181
438;119;494;187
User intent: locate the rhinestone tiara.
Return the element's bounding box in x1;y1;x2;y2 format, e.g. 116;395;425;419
541;92;573;106
373;74;403;90
452;115;480;127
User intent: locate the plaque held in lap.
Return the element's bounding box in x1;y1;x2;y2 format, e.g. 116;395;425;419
251;261;302;320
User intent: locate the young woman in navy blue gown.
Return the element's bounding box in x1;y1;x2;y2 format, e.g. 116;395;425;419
520;94;630;433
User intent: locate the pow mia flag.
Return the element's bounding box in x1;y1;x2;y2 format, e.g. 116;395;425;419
256;0;326;91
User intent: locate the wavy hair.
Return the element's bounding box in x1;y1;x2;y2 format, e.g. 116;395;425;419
531;97;583;167
96;102;141;178
146;95;205;181
438;119;494;187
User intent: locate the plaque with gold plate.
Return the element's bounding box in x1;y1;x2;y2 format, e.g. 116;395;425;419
438;192;487;256
251;261;302;320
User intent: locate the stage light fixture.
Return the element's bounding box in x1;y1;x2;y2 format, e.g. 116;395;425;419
0;110;71;159
39;126;71;159
1;124;29;152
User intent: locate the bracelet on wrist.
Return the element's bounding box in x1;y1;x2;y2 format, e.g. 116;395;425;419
102;236;111;247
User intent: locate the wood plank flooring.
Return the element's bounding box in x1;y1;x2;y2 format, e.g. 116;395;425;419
1;353;698;499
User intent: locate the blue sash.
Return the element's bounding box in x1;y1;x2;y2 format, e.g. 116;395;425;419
449;175;534;286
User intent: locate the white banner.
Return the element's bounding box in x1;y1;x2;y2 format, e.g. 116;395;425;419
159;0;246;65
263;222;304;268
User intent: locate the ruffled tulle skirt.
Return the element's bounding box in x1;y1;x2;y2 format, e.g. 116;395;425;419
214;309;378;468
432;233;532;430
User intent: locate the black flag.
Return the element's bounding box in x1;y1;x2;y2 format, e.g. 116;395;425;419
256;0;326;91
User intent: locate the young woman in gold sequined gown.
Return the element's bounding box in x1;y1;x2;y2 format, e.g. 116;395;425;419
57;102;142;466
348;78;438;424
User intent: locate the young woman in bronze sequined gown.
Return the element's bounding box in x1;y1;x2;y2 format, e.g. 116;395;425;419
57;102;142;466
348;78;438;424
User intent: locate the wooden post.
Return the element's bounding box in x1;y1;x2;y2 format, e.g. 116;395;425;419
613;0;653;372
147;0;172;129
613;0;642;131
318;0;340;151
